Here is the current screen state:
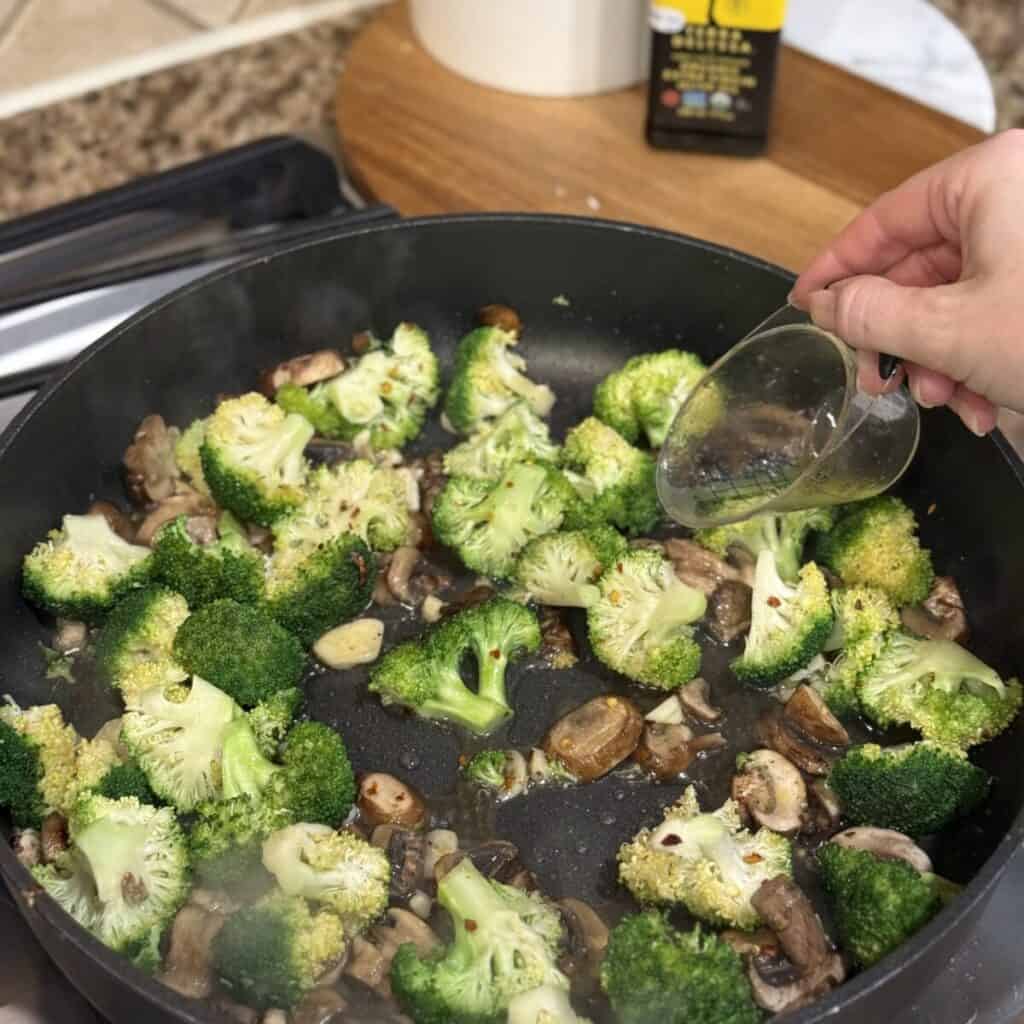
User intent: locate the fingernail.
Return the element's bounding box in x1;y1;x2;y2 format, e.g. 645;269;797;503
909;380;940;409
786;289;805;311
967;415;988;438
808;289;836;331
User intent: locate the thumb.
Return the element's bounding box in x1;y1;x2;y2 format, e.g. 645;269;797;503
807;276;965;379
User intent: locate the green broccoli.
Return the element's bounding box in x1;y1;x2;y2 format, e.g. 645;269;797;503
272;720;356;826
94;585;190;707
201;392;313;527
444;325;555;434
262;823;389;933
174;417;211;496
830;742;989;837
587;548;706;690
818;841;943;968
600;911;761;1024
264;531;375;646
69;732;162;807
33;795;189;968
433;461;590;579
22;513;152;623
617;786;792;929
825;584;899;652
282;322;439;451
731;550;833;688
120;676;239;811
212;891;346;1010
151;515;263;609
171;599;305;708
275;460;411;554
461;748;533;801
816;496;934;606
854;631;1022;750
0;702;79;828
91;761;161;805
391;855;568;1024
444;402;560;481
247;687;303;759
515;526;628;608
460;598;541;710
561;417;660;536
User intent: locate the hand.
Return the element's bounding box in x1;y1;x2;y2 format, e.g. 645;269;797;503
790;129;1024;436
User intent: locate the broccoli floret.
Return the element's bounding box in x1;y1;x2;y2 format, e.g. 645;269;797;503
369;619;511;736
295;323;440;451
433;461;589;579
69;731;162;807
561;418;660;536
92;761;161;805
264;531;375;646
94;586;190;707
174;417;211;496
601;911;761;1024
696;506;837;584
120;676;239;811
459;598;541;709
201;392;313;527
731;551;833;688
507;985;592;1024
171;599;305;708
213;891;346;1009
617;786;792;929
816;497;934;606
588;548;706;690
262;823;389;933
33;795;189;966
444;402;560;481
275;460;411;554
854;632;1022;750
444;325;555;434
247;687;303;759
22;514;152;624
515;526;628;608
462;749;509;788
151;516;263;609
0;703;79;828
391;855;568;1024
825;584;899;652
830;742;989;837
593;350;709;449
271;720;356;826
818;841;943;968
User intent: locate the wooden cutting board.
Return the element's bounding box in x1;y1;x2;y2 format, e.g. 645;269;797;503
337;1;984;272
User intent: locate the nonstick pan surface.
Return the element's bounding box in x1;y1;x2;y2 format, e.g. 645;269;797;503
0;214;1022;1024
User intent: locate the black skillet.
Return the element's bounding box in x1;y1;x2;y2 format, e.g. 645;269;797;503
0;214;1021;1024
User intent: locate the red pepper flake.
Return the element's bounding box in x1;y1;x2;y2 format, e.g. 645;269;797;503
616;562;623;573
381;381;393;395
927;503;937;516
661;834;682;847
743;853;763;864
490;648;501;659
367;784;379;796
465;920;478;932
395;793;406;802
767;596;781;608
506;481;515;488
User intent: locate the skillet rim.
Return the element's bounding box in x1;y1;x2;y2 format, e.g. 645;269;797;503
0;211;1021;1024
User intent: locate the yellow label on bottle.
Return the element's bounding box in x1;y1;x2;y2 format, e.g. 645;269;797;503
652;0;786;30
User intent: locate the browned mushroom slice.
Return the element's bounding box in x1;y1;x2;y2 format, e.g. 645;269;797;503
386;546;421;604
663;538;743;596
440;583;497;618
87;500;137;542
542;695;644;783
409;449;447;518
633;723;695;780
385;829;428;902
423;829;459;879
804;779;843;836
135;489;216;546
123;414;181;506
831;827;932;873
557;898;610;991
901;575;969;644
40;812;68;864
706;580;753;643
783;685;850;747
259;350;346;396
291;989;349;1024
345;937;390;996
678;677;722;724
434;841;537;890
12;829;41;868
539;608;578;669
158;903;228;999
478;303;522;336
358;773;427;830
211;997;260;1024
747;953;846;1014
720;928;781;958
369;908;441;961
689;732;727;754
731;750;807;835
755;709;832;776
54;618;88;654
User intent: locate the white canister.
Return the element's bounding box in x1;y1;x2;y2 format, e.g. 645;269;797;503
409;0;651;98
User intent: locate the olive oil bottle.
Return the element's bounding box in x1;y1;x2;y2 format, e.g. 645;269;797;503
646;0;788;156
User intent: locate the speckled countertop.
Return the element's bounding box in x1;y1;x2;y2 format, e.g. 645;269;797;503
0;0;1021;221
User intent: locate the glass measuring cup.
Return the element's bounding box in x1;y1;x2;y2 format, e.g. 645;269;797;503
656;309;920;529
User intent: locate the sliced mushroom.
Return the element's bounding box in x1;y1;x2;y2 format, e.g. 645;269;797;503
211;998;260;1024
435;841;536;890
40;813;68;864
478;303;522;335
645;694;684;725
358;774;427;830
542;695;644;783
259;350;345;396
373;555;399;608
291;990;349;1024
87;500;136;542
410;449;447;517
633;723;695;780
804;780;843;836
12;829;41;868
538;608;578;669
123;414;181;505
756;709;832;776
440;584;497;618
747;953;846;1014
158;903;227;999
188;887;239;915
678;677;722;724
831;827;932;873
783;685;849;747
386;829;427;902
369;907;441;961
135;489;215;545
405;509;431;549
721;928;780;958
307;438;359;467
902;576;969;644
557;899;609;989
424;829;459;878
54;618;87;654
352;330;374;355
690;732;727;754
345;937;390;996
247;523;274;553
386;546;421;604
706;580;753;643
663;537;742;596
732;750;807;836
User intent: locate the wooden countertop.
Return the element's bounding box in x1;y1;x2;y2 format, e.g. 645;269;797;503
337;2;984;272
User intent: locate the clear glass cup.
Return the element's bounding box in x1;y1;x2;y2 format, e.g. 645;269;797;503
655;313;920;529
